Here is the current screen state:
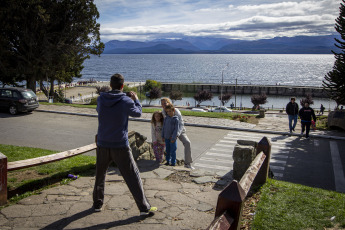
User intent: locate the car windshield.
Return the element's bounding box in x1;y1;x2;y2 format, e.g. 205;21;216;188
21;91;36;99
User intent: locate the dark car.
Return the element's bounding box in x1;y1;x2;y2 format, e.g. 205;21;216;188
0;87;39;115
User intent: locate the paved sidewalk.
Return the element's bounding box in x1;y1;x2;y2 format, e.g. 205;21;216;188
0;162;231;230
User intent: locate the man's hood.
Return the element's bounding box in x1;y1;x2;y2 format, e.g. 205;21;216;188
99;90;126;107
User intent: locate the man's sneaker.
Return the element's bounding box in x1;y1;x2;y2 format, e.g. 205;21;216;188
184;164;195;170
292;128;295;131
306;136;310;140
93;206;102;212
140;207;157;217
164;162;170;166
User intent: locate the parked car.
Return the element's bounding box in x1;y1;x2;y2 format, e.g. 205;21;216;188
0;87;39;115
191;108;207;112
210;106;232;113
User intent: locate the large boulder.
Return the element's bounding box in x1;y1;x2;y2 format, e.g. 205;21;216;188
328;111;345;131
128;131;153;160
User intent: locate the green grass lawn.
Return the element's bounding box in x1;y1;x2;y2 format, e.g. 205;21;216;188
0;144;96;204
252;179;345;230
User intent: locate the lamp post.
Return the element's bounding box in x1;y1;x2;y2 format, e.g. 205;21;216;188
220;63;229;108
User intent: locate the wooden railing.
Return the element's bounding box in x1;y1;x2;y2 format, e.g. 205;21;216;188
0;144;97;206
207;136;271;230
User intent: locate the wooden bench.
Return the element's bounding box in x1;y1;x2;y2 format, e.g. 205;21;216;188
207;136;271;230
0;143;96;205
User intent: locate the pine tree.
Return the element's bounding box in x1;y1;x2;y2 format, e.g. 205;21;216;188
323;0;345;108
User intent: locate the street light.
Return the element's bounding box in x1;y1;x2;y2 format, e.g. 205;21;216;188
220;63;230;108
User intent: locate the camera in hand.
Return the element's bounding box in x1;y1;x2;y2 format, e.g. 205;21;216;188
125;92;131;97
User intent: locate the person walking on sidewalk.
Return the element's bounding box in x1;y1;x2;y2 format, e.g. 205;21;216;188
161;98;194;169
162;104;180;166
93;73;157;216
286;97;299;133
320;104;325;115
299;102;316;139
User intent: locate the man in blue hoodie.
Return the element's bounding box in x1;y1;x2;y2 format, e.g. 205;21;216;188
93;73;157;216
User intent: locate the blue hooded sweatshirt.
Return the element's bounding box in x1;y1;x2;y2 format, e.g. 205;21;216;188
96;90;142;148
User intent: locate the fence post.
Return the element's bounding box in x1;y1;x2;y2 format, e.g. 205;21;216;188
0;152;8;206
215;180;246;230
254;137;271;186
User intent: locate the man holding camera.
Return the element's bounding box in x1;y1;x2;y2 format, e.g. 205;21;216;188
93;73;157;216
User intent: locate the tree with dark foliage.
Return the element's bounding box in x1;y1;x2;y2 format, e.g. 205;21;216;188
323;0;345;108
193;90;213;107
0;0;104;95
147;87;162;105
170;90;183;104
219;93;232;106
300;94;314;107
251;93;267;110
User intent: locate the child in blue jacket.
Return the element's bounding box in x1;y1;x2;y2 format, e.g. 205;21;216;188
162;103;180;166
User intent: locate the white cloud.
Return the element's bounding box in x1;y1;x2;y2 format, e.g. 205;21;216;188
96;0;340;41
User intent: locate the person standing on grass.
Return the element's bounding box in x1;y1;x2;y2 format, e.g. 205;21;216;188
286;97;299;133
93;73;157;216
299;102;316;140
151;111;165;164
162;103;180;166
161;98;194;169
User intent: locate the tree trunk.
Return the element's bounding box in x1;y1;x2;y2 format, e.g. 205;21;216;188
39;81;49;98
26;76;36;92
49;79;55;98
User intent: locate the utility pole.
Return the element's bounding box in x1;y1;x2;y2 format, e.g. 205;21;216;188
235;78;237;109
220;63;229;108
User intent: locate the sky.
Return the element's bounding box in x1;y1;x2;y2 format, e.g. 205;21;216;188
94;0;341;42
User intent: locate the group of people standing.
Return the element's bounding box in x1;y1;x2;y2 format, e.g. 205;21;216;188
151;98;193;168
92;73;194;217
286;97;317;139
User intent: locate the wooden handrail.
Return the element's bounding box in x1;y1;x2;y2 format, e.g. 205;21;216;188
7;143;96;171
207;136;271;230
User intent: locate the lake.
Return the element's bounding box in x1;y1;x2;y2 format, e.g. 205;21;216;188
80;54;337;109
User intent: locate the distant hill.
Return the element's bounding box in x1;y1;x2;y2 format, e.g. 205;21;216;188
103;35;340;54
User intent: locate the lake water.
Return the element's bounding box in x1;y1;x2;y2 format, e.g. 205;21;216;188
81;54;334;87
80;54;337;109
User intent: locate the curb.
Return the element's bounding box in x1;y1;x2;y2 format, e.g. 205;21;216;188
36;109;345;141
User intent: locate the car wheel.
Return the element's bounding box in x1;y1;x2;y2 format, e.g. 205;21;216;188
9;105;18;115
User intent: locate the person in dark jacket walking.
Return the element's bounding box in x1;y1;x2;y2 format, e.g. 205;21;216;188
93;73;157;216
286;97;299;133
299;102;316;139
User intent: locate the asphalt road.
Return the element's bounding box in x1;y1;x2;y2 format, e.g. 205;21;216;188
0;111;229;162
1;110;345;193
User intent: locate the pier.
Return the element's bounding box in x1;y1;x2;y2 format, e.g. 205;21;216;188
161;83;327;98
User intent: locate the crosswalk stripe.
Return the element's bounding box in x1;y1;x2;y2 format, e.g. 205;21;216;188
270;165;285;171
206;152;232;158
199;157;233;164
270;159;286;164
194;163;231;171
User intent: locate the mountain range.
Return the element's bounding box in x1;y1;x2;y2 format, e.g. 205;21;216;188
103;35;340;54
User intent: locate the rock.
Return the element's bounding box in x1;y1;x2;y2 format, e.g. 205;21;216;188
233;141;257;180
328;111;345;130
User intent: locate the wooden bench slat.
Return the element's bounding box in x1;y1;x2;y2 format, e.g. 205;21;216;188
7;143;97;171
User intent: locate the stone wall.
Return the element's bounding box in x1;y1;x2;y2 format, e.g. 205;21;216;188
162;83;327;98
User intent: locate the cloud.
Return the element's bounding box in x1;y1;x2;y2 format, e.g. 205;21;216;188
96;0;340;41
